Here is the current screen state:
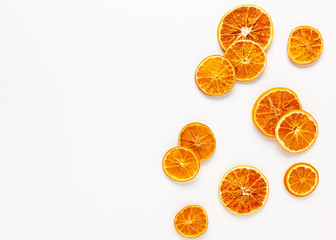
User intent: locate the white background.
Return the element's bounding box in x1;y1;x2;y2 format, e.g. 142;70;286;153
0;0;335;239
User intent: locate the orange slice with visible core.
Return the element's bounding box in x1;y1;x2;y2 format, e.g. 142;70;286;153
195;55;235;96
275;109;318;153
224;40;266;81
218;5;273;51
219;166;269;215
174;205;208;238
179;122;216;162
252;87;302;137
288;26;323;65
162;146;199;182
284;163;319;197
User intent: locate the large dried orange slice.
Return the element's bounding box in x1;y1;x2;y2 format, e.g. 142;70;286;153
179;122;216;162
218;5;273;51
174;205;208;238
224;40;266;81
219;166;269;215
195;55;235;96
162;146;199;182
275;110;318;153
284;163;319;197
288;26;323;65
252;87;302;137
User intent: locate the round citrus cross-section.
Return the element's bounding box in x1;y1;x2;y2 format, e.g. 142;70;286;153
252;87;302;137
287;26;323;65
162;146;200;182
219;166;269;215
224;40;266;81
284;163;319;197
174;205;208;238
275;110;318;153
179;122;216;162
218;4;273;51
195;55;235;96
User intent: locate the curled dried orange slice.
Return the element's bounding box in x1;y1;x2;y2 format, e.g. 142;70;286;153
224;40;266;81
179;122;216;162
218;5;273;51
252;87;302;137
195;55;235;96
174;205;208;238
275;110;318;153
288;26;323;65
219;166;269;215
162;146;199;182
284;163;319;197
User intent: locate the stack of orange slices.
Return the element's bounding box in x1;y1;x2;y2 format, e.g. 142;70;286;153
195;5;273;96
252;87;318;153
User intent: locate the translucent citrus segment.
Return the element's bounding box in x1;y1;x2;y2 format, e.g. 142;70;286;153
218;5;273;51
284;163;319;197
195;55;235;96
179;122;216;162
275;110;318;153
224;40;266;81
287;26;323;65
219;166;269;215
252;88;302;137
174;205;208;238
162;147;200;182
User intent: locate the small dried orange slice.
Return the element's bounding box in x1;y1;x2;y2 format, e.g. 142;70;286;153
218;5;273;51
224;40;266;81
275;110;318;153
174;205;208;238
162;146;200;182
195;55;235;96
219;166;269;215
252;87;302;137
288;26;323;65
284;163;319;197
179;122;216;162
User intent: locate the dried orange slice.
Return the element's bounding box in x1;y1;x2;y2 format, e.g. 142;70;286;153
224;40;266;81
288;26;323;65
162;146;200;182
179;122;216;162
218;5;273;51
275;110;318;153
252;87;302;137
174;205;208;238
284;163;319;197
195;55;235;96
219;166;269;215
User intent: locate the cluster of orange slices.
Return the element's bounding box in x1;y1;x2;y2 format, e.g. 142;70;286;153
163;4;323;238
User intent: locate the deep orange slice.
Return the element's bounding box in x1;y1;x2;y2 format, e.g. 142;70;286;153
252;87;302;137
195;55;235;96
179;122;216;162
288;26;323;65
174;205;208;238
219;166;269;215
224;40;266;81
284;163;319;197
162;146;199;182
218;5;273;51
275;110;318;153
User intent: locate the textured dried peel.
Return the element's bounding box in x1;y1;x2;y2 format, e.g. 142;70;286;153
174;205;208;238
218;4;273;51
219;166;269;215
288;26;323;65
252;88;302;137
195;55;235;96
224;40;266;81
179;122;216;162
